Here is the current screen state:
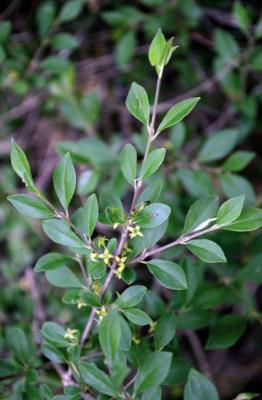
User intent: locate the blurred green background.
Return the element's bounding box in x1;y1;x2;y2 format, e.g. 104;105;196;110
0;0;262;399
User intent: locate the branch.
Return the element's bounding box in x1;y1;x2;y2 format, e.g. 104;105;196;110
80;71;163;348
130;224;219;264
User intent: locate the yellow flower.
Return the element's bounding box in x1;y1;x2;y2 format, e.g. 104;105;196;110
92;281;100;295
132;334;140;345
96;306;107;321
128;224;143;239
149;321;156;333
115;255;127;269
90;252;98;262
114;268;122;279
77;299;86;309
98;248;113;265
97;236;107;248
64;328;78;341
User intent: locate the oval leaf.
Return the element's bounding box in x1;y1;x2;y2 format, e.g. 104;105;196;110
115;285;147;309
120;143;137;185
140;148;166;180
8;194;53;219
122;308;152;326
183;195;218;234
217;195;245;226
45;266;84;288
134;351;172;394
99;310;121;363
147;259;187;290
35;252;74;272
185;239;226;263
83;194;98;237
184;369;219;400
42;219;85;248
78;361;117;397
134;203;170;228
53;153;76;211
126;82;150;126
156;98;200;135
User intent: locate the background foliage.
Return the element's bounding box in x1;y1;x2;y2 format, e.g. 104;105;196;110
0;0;262;399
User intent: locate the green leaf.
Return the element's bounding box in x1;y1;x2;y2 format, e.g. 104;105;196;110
220;172;256;204
42;343;66;363
0;21;11;43
36;2;55;38
134;351;172;394
185;239;227;263
115;31;136;67
140;148;166;180
122;308;152;326
223;151;255;172
206;315;246;349
214;29;239;62
119;316;132;351
40;56;71;74
126;82;150;126
154;314;176;351
53;153;76;211
177;310;216;330
80;290;101;307
8;194;53;219
7;328;30;365
233;2;250;33
105;207;127;225
198;129;238;163
120;143;137;185
35;252;74;272
217;195;245;226
164;357;191;386
138;180;163;204
116;285;147;309
170;122;186;153
83;194;98;237
148;28;166;74
41;322;67;348
46;266;84;288
58;0;83;22
234;393;259;400
223;207;262;232
134;203;170;228
78;361;117;397
99;310;121;362
178;169;214;198
10;139;35;191
146;260;187;290
238;253;262;283
57;138;115;165
51;33;79;51
156;98;200;135
78;169;98;195
184;369;219;400
183;195;218;234
42;219;85;248
141;386;161;400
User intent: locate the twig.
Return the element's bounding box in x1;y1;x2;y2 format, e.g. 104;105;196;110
184;330;212;379
130;224;219;264
0;94;43;124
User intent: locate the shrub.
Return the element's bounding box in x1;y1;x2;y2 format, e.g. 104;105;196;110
6;28;262;400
